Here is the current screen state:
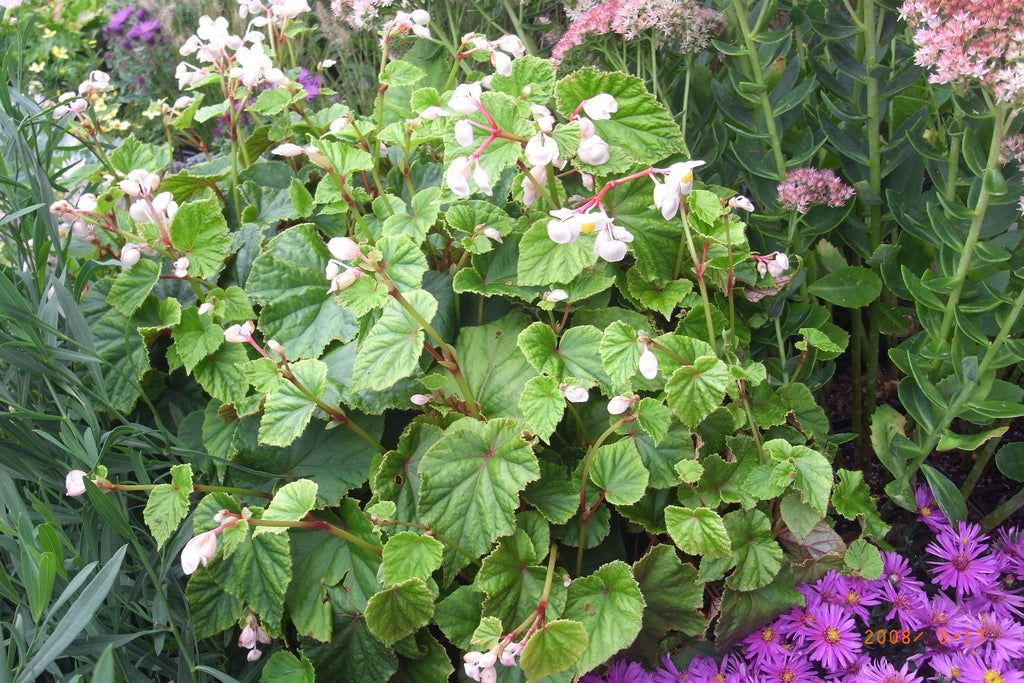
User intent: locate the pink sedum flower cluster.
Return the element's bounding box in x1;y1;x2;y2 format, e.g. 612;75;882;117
900;0;1024;103
776;167;855;213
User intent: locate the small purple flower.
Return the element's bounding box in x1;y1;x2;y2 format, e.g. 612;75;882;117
958;611;1024;664
860;659;924;683
926;521;1000;599
798;601;862;671
603;659;651;683
913;483;947;532
126;18;161;43
297;68;320;100
105;6;134;34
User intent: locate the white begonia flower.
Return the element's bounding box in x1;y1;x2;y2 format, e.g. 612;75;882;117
120;243;142;267
492;34;525;58
270;0;310;20
119;168;161;197
410;393;433;406
490;50;513;76
420;105;448;120
327;236;362;261
521;165;548;207
499;641;524;667
198;302;214;315
525;132;559;167
267;339;285;357
472;160;492;196
129;191;178;225
326;265;363;292
530;104;555;132
173;257;190;278
448;82;483;115
592;220;633;262
607;395;637;415
729;195;755;212
767;252;790;278
543;289;569;302
481;227;503;243
181;530;218;575
272;142;305;157
65;470;89;496
223;320;255;342
76;193;98;212
446;156;473;197
546;208;584;244
638;341;658;379
454;119;476;147
560;383;589;403
577;135;610;166
78;70;112;96
581;93;618;120
653;160;706;220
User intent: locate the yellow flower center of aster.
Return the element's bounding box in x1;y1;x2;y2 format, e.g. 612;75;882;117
921;506;931;517
824;626;841;645
780;670;796;683
580;221;596;234
983;671;1005;683
761;627;774;643
846;590;860;605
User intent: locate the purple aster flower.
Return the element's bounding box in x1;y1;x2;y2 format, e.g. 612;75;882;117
685;654;726;683
966;583;1024;620
829;573;881;622
958;611;1024;664
993;526;1024;580
913;483;948;532
823;653;870;682
297;68;320;100
799;601;862;671
126;18;161;43
916;592;964;632
958;652;1024;683
881;551;926;593
603;659;652;683
105;6;134;34
927;653;967;680
860;659;923;683
651;654;688;683
926;522;1000;599
741;621;790;665
580;675;606;683
879;581;927;631
758;654;818;682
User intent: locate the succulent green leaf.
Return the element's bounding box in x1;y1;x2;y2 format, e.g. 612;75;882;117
563;561;645;676
259;359;327;447
363;578;435;646
417;418;540;565
381;532;443;586
665;506;731;558
254;480;319;535
521;620;589;681
807;266;882;308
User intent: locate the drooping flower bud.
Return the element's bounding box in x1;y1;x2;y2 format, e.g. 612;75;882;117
581;93;618;120
607;395;637;415
180;530;218;574
729;195;755;212
327;236;362;261
65;470;89;496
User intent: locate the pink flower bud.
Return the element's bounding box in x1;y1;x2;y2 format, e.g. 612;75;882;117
173;257;190;278
267;339;285;357
224;321;255;343
120;244;141;267
410;393;433;405
607;395;636;415
327;236;362;261
272;143;305;157
560;384;589;403
729;195;755;212
180;530;218;574
198;302;214;315
581;93;617;120
481;226;503;243
454;119;476;147
246;647;262;662
638;347;658;380
65;470;89;496
577;135;610;166
543;289;568;302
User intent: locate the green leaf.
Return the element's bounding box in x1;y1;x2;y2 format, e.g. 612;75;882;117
214;531;292;631
143;464;193;548
714;566;803;651
721;509;783;592
832;469;890;539
589;439;648;505
290;177;314;218
524;460;578;525
555;69;685;174
251;87;299;116
807;266;882;308
629;545;706;663
382;60;425;87
172;307;226;374
744;462;794;501
665;356;731;428
168;196;232;279
599;321;642;387
518;321;562;376
259;359;327;447
418;418;540;567
779;494;820;544
844;538;883;579
519;375;566;442
108;135;165;173
765;439;833;516
490;55;557;103
381;187;441;242
625;269;693;319
921;464;967;522
434;586;486;650
260;651;315;683
107;259;160;316
194;342;249;405
185;567;245;639
518;218;596;287
996;442;1024;482
664;507;731;558
390;631;454;682
246;224;359;358
206;285;256;322
634;398;672;446
319;140;374;176
363;578;435;646
254;480;319;534
562;561;645;677
477;531;566;631
351;290;437;392
797;327;845;354
300;610;397;683
381;532;443;586
937;426;1008;452
520;620;589;681
674;459;704;484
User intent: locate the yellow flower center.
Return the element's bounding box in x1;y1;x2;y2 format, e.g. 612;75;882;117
580;222;596;234
761;627;774;643
983;671;1005;683
921;506;931;517
682;172;693;183
824;626;841;645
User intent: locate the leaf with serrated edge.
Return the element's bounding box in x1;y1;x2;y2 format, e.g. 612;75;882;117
253;480;319;535
107;259;160;316
764;439;832;516
665;506;731;558
259;359;327;447
590;439;648;505
521;620;589;681
563;561;645;676
418;418;540;567
519;375;565;442
363;578;435;646
381;532;443;586
168;197;232;278
665;356;731;428
351;290;437;392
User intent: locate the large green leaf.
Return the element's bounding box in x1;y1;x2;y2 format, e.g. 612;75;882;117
807;266;882;308
721;509;784;592
107;259;160;316
477;530;565;631
664;506;731;558
254;480;319;534
519;375;566;442
417;418;540;566
172;306;225;374
351;290;437;392
212;530;292;631
168;196;232;278
589;439;648;505
246;223;359;358
363;578;435;646
381;532;443;586
665;356;731;428
562;561;645;676
627;545;706;665
259;359;327;447
521;620;589;681
185;568;245;639
518;218;597;287
554;69;686;174
143;464;193;548
764;439;833;516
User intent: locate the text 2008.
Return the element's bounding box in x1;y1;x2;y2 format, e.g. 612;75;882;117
862;630;924;645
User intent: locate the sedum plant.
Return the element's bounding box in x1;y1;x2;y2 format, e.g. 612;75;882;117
51;2;885;680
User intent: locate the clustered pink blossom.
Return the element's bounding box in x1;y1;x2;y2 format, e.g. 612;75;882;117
552;0;724;63
329;0;393;30
899;0;1024;103
776;168;856;213
1000;134;1024;165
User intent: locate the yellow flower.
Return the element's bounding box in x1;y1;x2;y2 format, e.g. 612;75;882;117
42;28;56;39
28;62;45;73
51;46;68;59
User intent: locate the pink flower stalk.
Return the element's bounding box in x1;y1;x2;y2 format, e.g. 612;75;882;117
900;0;1024;103
776;168;855;213
552;0;723;63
